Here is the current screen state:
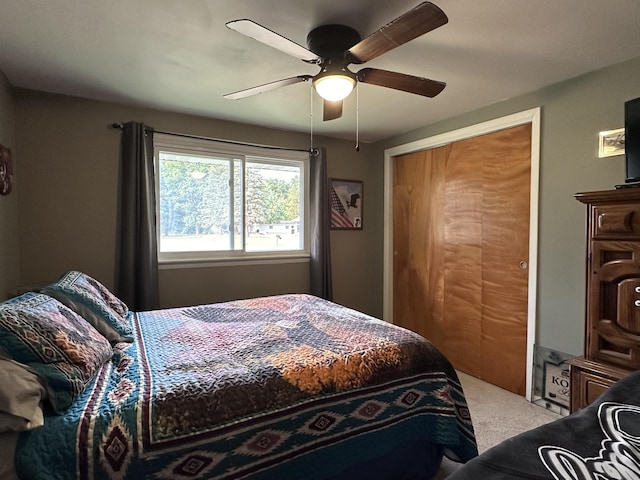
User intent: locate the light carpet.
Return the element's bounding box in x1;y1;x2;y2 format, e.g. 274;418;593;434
434;371;563;478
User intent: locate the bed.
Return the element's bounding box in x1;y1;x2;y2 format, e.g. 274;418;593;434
448;368;640;480
0;271;477;480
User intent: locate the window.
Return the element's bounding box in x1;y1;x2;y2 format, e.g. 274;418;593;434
154;134;309;264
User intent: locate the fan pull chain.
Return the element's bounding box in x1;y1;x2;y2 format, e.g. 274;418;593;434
355;84;360;152
309;81;314;152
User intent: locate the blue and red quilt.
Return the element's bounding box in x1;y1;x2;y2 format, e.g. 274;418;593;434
16;294;477;479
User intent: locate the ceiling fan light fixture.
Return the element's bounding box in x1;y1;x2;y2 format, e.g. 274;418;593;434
313;74;356;102
225;3;449;120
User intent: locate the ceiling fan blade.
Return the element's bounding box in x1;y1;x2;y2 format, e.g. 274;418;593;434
357;68;445;97
224;75;312;99
226;19;320;63
346;2;448;64
323;100;343;121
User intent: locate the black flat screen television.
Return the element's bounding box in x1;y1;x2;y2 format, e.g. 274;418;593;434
626;97;640;183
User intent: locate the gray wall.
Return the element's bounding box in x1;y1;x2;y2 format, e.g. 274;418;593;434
372;55;640;356
7;54;640;358
13;89;383;315
0;70;19;300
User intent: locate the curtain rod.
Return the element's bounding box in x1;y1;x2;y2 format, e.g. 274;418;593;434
111;123;317;155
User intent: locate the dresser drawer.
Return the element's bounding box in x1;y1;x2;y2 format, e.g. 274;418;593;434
569;357;632;413
592;204;640;239
582;372;611;405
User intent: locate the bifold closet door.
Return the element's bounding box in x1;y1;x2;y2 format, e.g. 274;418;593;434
393;124;531;395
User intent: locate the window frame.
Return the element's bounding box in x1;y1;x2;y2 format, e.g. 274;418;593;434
153;133;310;266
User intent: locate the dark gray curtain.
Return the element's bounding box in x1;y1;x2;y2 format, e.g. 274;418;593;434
116;121;160;311
309;147;333;300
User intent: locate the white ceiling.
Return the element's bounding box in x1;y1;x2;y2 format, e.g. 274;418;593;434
2;0;640;143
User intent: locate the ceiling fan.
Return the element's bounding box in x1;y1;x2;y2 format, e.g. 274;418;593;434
224;2;448;121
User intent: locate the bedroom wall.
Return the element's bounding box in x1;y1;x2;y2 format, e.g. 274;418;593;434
13;90;382;315
371;55;640;356
0;69;20;300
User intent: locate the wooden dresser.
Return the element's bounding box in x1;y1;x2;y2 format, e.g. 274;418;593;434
571;188;640;412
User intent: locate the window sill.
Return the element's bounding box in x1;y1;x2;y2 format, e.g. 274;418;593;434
159;253;310;269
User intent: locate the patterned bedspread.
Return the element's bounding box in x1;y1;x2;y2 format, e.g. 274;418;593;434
15;294;477;479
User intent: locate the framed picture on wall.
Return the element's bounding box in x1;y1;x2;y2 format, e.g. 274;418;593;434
0;144;13;196
330;178;363;230
598;128;625;158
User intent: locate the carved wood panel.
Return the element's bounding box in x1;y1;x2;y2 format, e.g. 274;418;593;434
589;240;640;368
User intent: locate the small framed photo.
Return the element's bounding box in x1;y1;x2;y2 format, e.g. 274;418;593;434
0;144;13;196
598;128;625;158
330;178;363;230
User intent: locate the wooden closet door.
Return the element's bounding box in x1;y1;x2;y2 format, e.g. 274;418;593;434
393;124;531;395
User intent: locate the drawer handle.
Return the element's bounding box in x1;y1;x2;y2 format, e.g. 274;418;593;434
636;286;640;293
635;300;640;307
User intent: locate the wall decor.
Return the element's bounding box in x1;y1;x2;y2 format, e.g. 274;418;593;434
330;178;363;230
0;144;13;195
598;128;625;158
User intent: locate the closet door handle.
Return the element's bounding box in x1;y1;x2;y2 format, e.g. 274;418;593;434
519;261;528;269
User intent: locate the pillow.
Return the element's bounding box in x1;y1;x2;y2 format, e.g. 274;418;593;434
0;359;46;432
40;271;133;344
0;293;113;413
0;410;43;433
